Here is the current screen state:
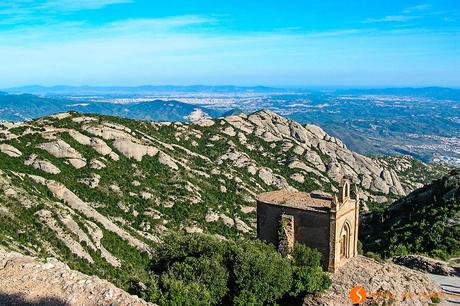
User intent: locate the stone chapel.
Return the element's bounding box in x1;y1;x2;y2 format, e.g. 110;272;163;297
256;179;360;272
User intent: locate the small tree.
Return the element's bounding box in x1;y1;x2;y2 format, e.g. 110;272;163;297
232;240;293;305
289;243;331;296
159;276;212;306
162;256;229;305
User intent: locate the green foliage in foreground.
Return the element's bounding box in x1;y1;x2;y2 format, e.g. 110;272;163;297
130;233;330;305
289;244;332;297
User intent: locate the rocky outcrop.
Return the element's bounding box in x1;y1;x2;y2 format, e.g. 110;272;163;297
83;124;134;141
112;139;158;161
392;255;457;276
49;112;72;120
158;151;179;170
78;174;101;188
232;110;408;197
304;256;442;306
24;154;61;174
36;209;94;263
90;158;106;169
0;144;22;157
38;140;87;169
69;130;113;156
91;137;113;156
184;108;210;121
28;175;151;253
0;248;152;306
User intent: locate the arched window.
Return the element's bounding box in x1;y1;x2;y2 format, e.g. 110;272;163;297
339;179;351;202
344;181;350;199
339;222;351;259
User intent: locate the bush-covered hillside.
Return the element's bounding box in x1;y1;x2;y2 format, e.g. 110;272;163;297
362;170;460;260
0;110;447;304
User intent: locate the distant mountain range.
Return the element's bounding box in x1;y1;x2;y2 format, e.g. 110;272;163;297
4;85;460;97
3;85;286;95
337;87;460;100
0;93;220;122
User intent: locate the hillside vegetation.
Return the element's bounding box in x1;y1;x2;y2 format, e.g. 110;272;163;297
0;110;448;303
362;170;460;260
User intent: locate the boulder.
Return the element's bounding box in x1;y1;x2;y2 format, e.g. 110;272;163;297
235;218;251;233
222;126;236;137
90;137;112;156
112;139;158;161
290;173;305;183
68;130;91;145
24;154;61;174
392;255;457;276
304;150;326;172
78;174;101;189
158;151;179;170
304;256;442;306
89;159;106;169
37;140;86;169
0;144;22;157
258;168;274;185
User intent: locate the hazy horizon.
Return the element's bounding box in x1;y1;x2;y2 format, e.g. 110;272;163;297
3;84;460;91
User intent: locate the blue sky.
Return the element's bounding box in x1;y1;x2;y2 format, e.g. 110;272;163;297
0;0;459;87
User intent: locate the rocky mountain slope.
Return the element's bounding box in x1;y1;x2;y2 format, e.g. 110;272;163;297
0;247;153;306
0;110;447;298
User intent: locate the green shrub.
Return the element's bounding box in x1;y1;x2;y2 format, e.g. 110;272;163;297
390;244;409;257
150;233;329;305
159;276;212;306
151;232;233;271
232;240;293;305
430;296;441;304
127;277;161;302
357;240;363;255
365;251;383;261
289;243;331;296
163;257;229;304
430;249;449;261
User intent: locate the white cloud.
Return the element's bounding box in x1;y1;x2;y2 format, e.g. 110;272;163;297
403;4;431;14
40;0;132;11
363;4;433;24
0;8;458;87
0;15;216;45
363;15;419;23
105;15;216;33
0;0;132;24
